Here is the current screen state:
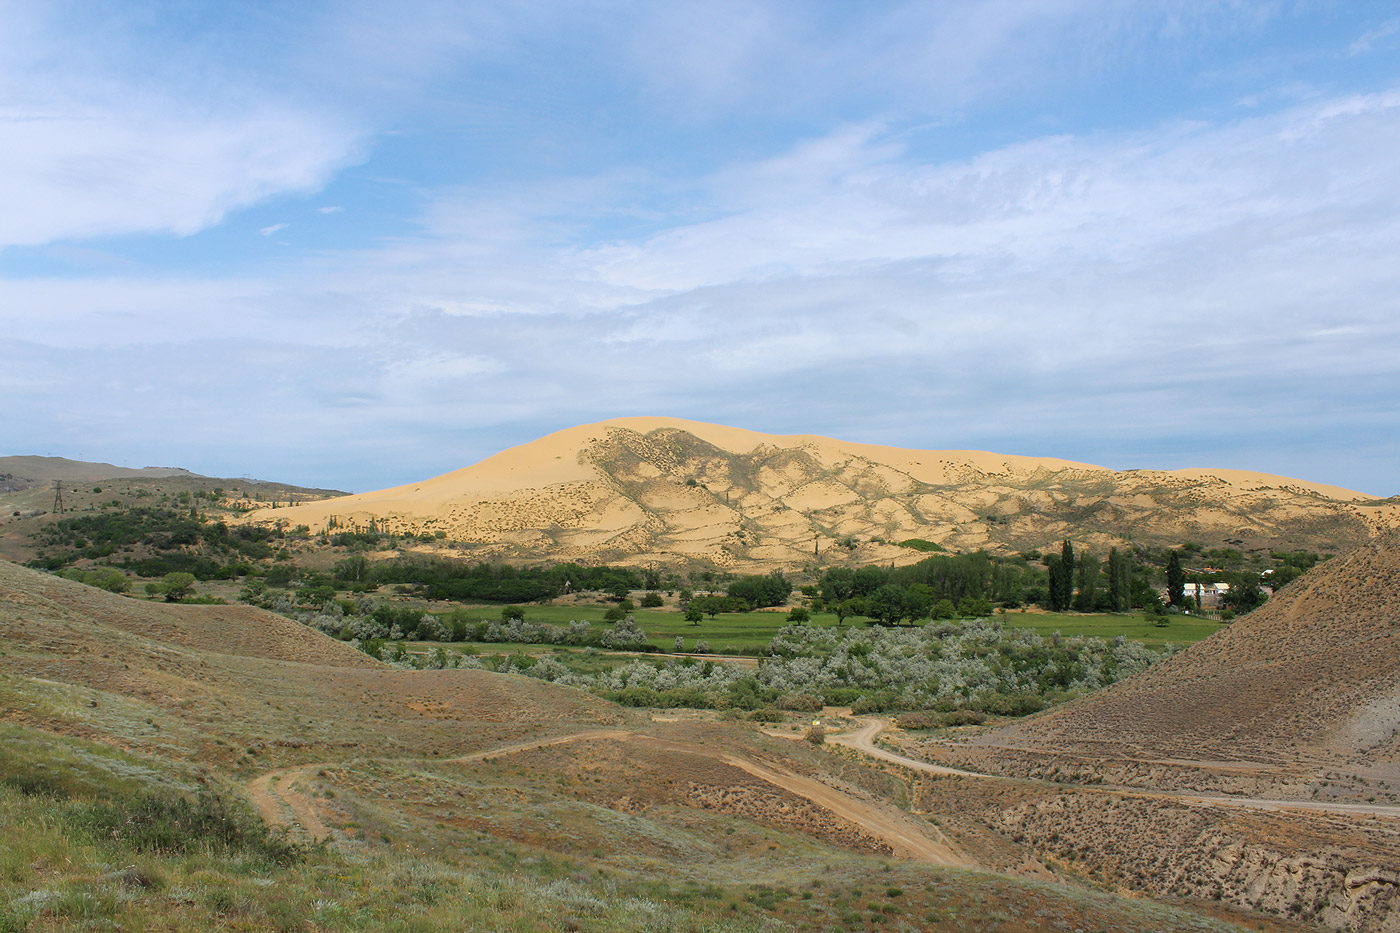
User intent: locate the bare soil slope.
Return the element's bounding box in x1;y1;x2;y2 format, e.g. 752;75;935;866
0;560;625;772
946;532;1400;800
246;417;1397;568
0;559;379;667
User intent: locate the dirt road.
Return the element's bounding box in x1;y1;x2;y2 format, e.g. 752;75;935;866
247;730;630;844
716;752;971;866
246;725;972;867
833;717;1400;821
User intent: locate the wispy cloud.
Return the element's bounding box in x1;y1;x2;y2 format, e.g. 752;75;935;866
1349;17;1400;55
0;8;364;248
2;2;1398;495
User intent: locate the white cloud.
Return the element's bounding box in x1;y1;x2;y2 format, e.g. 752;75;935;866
0;6;364;248
1349;16;1400;55
3;3;1398;494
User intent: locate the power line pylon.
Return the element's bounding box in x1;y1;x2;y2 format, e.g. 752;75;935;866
52;480;64;514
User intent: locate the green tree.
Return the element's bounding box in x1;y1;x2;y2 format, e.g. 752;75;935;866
691;595;748;619
852;565;888;597
684;607;704;625
866;583;909;625
1073;552;1100;612
819;568;855;603
1220;573;1266;614
1046;539;1075;611
159;572;195;602
833;598;858;626
83;569;130;594
1106;547;1130;612
727;571;791;608
1166;550;1185;607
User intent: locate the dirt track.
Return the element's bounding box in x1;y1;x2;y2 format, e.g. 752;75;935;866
249;713;1400;874
834;717;1400;820
245;725;972;867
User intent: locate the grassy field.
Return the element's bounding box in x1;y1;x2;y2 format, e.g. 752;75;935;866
434;603;1226;654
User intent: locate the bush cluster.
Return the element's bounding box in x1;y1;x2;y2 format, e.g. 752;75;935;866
518;619;1168;714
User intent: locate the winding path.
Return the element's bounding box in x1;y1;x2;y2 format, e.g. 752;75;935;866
831;717;1400;821
245;725;972;866
248;715;1396;871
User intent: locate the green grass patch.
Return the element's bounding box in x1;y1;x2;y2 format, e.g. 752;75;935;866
992;610;1225;649
434;604;1223;654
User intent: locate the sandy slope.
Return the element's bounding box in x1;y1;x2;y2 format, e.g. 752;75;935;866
245;416;1392;568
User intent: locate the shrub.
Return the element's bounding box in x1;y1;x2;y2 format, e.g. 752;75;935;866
777;693;823;711
68;790;297;865
83;569;131;593
894;711;935;730
600;617;648;649
418;614;448;641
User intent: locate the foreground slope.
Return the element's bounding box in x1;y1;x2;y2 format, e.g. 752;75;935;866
0;560;1323;932
247;416;1396;568
873;535;1400;931
951;530;1400;796
0;559;625;772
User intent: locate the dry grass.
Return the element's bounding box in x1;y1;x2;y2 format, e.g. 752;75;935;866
0;557;1356;932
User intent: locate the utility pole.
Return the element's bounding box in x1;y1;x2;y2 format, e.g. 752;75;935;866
52;480;64;514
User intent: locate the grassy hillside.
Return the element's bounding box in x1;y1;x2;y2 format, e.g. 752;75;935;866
0;560;1313;932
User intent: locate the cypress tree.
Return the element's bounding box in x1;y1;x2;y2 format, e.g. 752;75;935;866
1058;539;1076;611
1107;547;1130;611
1166;550;1185;607
1048;539;1076;611
1074;552;1099;612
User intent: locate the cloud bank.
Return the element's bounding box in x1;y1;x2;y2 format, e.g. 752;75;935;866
1;2;1397;495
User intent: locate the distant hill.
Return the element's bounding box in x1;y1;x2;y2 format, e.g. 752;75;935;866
950;530;1400;798
0;455;198;492
246;417;1399;569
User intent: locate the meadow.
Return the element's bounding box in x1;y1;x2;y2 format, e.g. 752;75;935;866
431;603;1224;655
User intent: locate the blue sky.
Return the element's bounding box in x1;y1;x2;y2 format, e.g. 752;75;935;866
2;1;1398;495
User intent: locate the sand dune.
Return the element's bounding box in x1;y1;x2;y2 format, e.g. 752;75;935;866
246;417;1391;568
